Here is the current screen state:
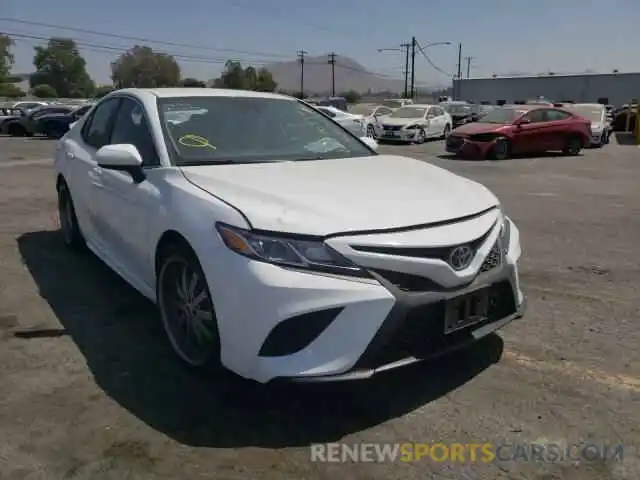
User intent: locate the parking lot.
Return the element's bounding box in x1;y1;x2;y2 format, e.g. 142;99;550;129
1;136;639;480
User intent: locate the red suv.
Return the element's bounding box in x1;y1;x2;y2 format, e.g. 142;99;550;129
445;105;591;160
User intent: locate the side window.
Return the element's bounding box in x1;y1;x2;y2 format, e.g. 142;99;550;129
82;98;120;149
523;109;546;123
545;110;571;122
110;98;160;167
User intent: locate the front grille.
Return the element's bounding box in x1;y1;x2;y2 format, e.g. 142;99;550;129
359;281;516;369
371;269;461;292
382;125;402;131
479;241;502;273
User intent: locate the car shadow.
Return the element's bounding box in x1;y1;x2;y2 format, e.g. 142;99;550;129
16;230;505;448
613;132;637;146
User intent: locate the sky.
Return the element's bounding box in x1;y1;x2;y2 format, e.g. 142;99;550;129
3;0;640;88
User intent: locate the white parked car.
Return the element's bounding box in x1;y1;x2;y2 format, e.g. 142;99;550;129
12;100;48;111
54;88;524;383
315;105;366;137
379;104;453;143
349;104;395;138
565;103;611;147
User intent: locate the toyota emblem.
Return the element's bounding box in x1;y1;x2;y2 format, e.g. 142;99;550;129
448;245;474;270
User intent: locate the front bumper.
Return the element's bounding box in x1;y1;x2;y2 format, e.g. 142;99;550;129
206;212;524;384
446;135;492;159
380;128;420;142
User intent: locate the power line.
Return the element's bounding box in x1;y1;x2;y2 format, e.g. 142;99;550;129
0;16;291;59
328;52;336;96
5;31;274;65
416;41;454;77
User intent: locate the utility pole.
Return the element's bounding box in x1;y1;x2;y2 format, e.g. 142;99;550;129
455;43;462;99
410;36;417;99
401;42;410;98
328;52;337;97
297;49;307;98
465;56;475;78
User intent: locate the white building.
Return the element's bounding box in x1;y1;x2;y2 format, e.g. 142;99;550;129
453;72;640;106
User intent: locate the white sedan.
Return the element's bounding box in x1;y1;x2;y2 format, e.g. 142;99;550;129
379;104;452;143
315;105;366;137
54;88;525;383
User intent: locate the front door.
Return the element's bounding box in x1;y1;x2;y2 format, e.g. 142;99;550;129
90;97;162;285
511;109;550;154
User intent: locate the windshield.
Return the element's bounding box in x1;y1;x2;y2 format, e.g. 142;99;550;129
157;96;373;165
389;107;426;119
443;104;473;115
477;108;525;124
567;106;604;122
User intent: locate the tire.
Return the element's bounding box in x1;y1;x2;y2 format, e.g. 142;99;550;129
442;124;451;139
563;136;582;156
156;243;221;369
366;124;377;138
57;180;85;251
8;123;26;137
489;137;511;160
414;128;426;144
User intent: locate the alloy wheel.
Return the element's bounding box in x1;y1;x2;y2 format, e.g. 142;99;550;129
158;256;217;367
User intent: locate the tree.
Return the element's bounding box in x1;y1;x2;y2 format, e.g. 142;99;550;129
340;90;362;104
111;45;181;88
213;61;277;91
0;34;14;83
0;83;25;98
181;77;206;87
30;37;95;98
94;85;115;99
31;84;58;98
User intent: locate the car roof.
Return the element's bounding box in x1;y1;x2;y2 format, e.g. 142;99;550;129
399;104;432;108
113;87;295;102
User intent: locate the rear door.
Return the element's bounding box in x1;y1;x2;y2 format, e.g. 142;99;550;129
543;109;575;150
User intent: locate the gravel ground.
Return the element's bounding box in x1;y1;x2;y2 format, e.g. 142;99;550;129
0;136;639;480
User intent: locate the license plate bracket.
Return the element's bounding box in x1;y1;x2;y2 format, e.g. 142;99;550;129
444;290;490;334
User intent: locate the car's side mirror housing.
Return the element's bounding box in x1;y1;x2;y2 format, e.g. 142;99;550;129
515;118;531;126
96;144;146;183
360;136;378;151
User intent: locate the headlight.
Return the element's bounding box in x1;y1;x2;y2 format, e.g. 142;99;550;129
591;123;603;131
216;223;367;277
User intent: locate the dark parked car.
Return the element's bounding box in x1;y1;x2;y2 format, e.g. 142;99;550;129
2;105;75;136
35;104;94;138
0;107;24;132
441;101;478;128
610;105;637;132
445;105;591;160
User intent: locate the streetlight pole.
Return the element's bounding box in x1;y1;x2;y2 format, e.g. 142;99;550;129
378;43;411;98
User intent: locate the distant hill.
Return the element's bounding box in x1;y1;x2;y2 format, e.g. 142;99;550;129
263;55;405;94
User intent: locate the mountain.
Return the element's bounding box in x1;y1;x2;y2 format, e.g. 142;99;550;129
263;55;404;94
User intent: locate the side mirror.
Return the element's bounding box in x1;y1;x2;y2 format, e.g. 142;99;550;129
360;136;378;151
515;118;531;126
96;144;146;183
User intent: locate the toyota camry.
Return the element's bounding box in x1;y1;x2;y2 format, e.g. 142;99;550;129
54;88;525;383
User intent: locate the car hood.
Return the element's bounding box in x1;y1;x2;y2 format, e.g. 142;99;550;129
452;122;508;135
380;117;423;126
180;155;499;236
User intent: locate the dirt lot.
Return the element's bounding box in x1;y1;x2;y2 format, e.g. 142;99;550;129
1;137;639;480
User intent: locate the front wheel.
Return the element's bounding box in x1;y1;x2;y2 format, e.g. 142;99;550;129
489;137;511;160
366;124;377;138
157;244;221;369
442;124;451;139
414;128;426;144
8;123;26;137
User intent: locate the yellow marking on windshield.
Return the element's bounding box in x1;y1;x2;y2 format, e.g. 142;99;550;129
178;134;216;150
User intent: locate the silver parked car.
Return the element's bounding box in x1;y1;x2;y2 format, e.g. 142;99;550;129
565;103;611;147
